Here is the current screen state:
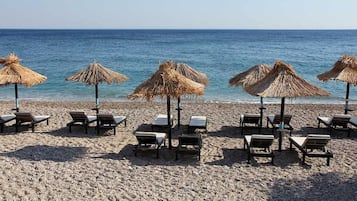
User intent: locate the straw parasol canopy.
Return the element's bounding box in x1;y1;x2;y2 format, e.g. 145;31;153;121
317;55;357;114
0;53;47;111
229;64;272;126
128;61;204;100
174;62;208;127
229;64;272;88
66;61;128;114
246;60;329;127
128;61;205;148
175;63;209;86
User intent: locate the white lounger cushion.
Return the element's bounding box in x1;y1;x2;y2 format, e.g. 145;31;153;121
113;116;126;124
350;117;357;126
245;134;274;144
189;116;207;127
290;134;331;147
318;114;351;125
153;114;173;126
135;131;166;144
87;115;97;122
1;114;16;122
33;115;51;122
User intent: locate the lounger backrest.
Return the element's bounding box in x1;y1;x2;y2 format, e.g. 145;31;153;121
242;114;260;124
69;112;87;122
135;132;158;144
273;114;292;124
303;134;331;149
331;114;351;127
15;112;34;122
97;114;114;124
250;135;274;148
179;135;202;147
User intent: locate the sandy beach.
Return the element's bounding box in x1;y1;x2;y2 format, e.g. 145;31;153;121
0;100;356;200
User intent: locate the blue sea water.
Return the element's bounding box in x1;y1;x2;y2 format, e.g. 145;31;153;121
0;29;357;104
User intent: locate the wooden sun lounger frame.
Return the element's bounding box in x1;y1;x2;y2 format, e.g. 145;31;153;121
243;135;275;164
134;131;166;158
317;115;351;136
188;116;207;134
267;114;293;135
0;115;16;133
67;111;97;134
97;114;126;135
240;114;261;135
289;134;333;166
176;134;202;161
15;112;50;132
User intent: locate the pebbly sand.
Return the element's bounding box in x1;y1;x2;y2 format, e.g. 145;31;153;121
0;100;356;200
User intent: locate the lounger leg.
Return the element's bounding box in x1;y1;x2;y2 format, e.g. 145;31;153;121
0;124;3;133
247;149;251;164
175;151;178;160
85;124;88;134
124;119;127;127
156;148;159;159
46;119;49;125
327;157;330;166
32;123;35;132
69;125;72;133
302;154;306;165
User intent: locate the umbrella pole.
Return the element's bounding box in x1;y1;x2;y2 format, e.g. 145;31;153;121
95;84;99;114
167;96;172;149
345;83;350;114
259;97;265;128
14;83;19;112
95;84;100;135
177;97;181;127
278;97;285;152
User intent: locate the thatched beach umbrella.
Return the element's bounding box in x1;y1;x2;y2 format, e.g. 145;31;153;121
128;61;205;149
174;62;208;127
245;61;329;151
0;53;47;112
229;64;272;126
66;61;128;114
317;55;357;114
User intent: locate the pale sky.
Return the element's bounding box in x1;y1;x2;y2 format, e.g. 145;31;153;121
1;0;357;29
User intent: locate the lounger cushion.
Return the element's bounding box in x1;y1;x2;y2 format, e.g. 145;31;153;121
0;114;16;123
33;115;51;122
189;116;207;127
135;131;166;144
290;134;330;148
350;117;357;126
113;116;126;124
152;114;173;126
245;134;274;145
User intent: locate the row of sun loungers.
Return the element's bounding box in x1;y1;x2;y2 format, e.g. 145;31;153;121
0;111;126;134
244;133;333;166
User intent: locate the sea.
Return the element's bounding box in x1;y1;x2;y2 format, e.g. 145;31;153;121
0;29;357;104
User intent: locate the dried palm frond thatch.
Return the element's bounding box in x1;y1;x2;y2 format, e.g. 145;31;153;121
229;64;271;88
66;61;128;85
128;61;204;100
0;53;47;111
317;55;357;114
175;63;209;86
0;53;47;87
317;55;357;85
246;61;329;98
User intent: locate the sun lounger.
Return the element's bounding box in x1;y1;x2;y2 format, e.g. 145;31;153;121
134;131;166;158
97;114;126;135
348;117;357;136
67;111;97;134
0;114;16;132
240;114;261;135
188;116;207;133
243;134;275;164
151;114;173;130
176;134;202;161
15;112;50;132
289;134;333;166
317;114;351;136
267;114;293;134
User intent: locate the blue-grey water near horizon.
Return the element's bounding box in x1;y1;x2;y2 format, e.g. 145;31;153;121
0;29;357;104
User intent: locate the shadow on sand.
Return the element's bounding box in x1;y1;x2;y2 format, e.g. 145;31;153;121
0;145;88;162
269;173;357;201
